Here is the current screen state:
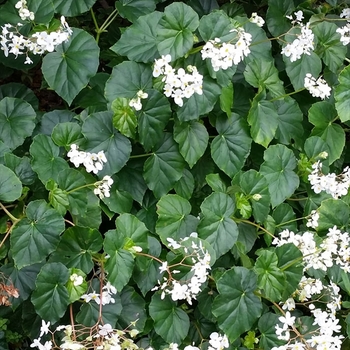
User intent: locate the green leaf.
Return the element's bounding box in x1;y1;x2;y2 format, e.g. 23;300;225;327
105;61;153;102
51;122;82;148
102;186;133;215
335;65;350;122
176;75;221;122
4;153;36;185
0;263;42;309
244;59;285;97
53;0;97;16
11;200;65;269
115;0;156;23
42;28;99;105
66;268;87;303
27;0;54;23
260;145;299;208
220;83;233;117
30;134;69;184
247;92;278;148
317;199;349;232
254;250;286;301
49;226;103;274
272;203;297;232
239;170;271;223
77;297;122;327
266;0;294;37
73;192;102;229
174;168;194;200
149;294;190;344
284;51;322;90
104;233;135;292
118;286;147;332
39;110;76;135
174;120;209;168
31;262;70;324
0;83;38;110
211;113;252;177
0;164;22;203
138;90;172;151
304;136;330;162
82;111;132;177
111;98;137;139
259;313;286;350
111;11;162;63
313;21;346;73
187;0;219;17
212;267;262;342
273;96;304;147
197;192;238;257
275;243;303;299
156;194;198;244
198;10;235;42
309;101;345;164
143;133;186;198
0;97;36;150
206;173;227;193
157;2;199;59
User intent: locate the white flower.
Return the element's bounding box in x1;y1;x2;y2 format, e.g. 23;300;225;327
69;273;83;286
250;12;265;27
39;320;50;337
94;175;113;199
208;332;229;350
159;261;168;273
279;311;296;327
98;323;113;336
304;73;331;99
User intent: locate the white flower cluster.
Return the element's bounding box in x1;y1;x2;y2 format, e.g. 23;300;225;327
67;144;108;174
272;226;350;273
94;175;114;199
153;234;211;305
1;16;72;64
81;281;117;305
249;12;265;27
166;332;228;350
281;11;314;62
336;8;350;46
201;28;252;71
308;160;350;198
304;73;331;99
69;273;83;286
15;0;34;21
153;54;203;107
274;279;343;350
129;90;148;111
306;209;319;229
30;321;52;350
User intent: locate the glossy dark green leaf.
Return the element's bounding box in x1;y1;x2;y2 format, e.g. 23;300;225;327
38;110;76;135
51;122;82;148
187;0;219;17
317;199;349;232
273;96;304;147
66;268;87;303
0;164;22;203
174;168;195;200
254;250;286;301
42;28;99;105
115;0;156;23
211;113;252;177
143;133;186;198
220;82;233;117
335;65;350;122
31;262;69;323
138;90;172;151
198;192;238;257
244;59;285;97
111;98;137;139
266;0;294;37
82;111;132;177
212;267;262;341
11;200;65;269
149;294;190;344
30;134;69;184
53;0;97;16
260;145;299;208
49;226;103;274
0;83;38;110
247;92;278;148
258;313;286;350
198;10;234;41
157;2;199;59
111;11;162;62
309;101;345;164
105;61;153;102
102;186;133;215
313;21;346;73
103;229;135;292
174;120;209;168
0;97;36;150
72;192;102;229
272;203;297;233
4;153;36;185
27;0;54;23
156;194;198;245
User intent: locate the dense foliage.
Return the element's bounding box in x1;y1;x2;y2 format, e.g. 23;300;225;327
0;0;350;349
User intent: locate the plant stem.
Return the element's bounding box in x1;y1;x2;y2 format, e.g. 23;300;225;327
269;87;306;102
0;202;19;223
235;218;275;238
66;183;95;195
129;153;153;159
275;217;306;228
